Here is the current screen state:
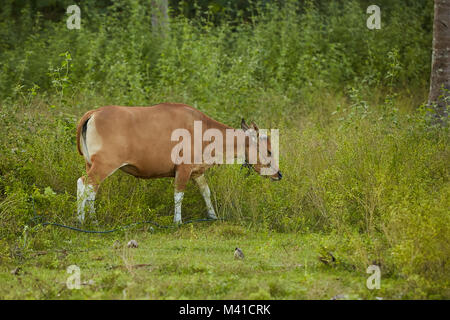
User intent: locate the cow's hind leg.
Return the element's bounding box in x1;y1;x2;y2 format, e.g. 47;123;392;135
194;175;217;220
77;176;93;223
173;165;192;224
77;157;121;223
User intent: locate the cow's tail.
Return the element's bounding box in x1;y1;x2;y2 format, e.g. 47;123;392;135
76;110;97;156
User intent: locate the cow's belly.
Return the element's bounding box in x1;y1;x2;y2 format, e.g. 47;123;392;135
120;165;175;178
120;157;176;179
119;159;211;180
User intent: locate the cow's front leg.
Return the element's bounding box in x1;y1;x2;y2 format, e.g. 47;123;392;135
174;191;184;224
173;166;192;224
194;175;217;220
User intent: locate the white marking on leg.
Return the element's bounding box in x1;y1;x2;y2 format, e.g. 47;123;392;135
77;177;96;223
77;178;85;222
174;191;184;224
194;175;217;219
85;184;96;214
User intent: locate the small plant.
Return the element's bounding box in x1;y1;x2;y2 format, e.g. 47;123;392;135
380;49;402;126
47;52;73;105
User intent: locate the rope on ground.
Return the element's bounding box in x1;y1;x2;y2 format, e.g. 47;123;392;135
28;197;224;234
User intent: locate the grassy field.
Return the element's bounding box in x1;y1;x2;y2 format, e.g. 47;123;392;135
1;222;410;300
0;89;448;300
0;1;449;300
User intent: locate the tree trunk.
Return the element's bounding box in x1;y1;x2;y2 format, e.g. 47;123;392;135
428;0;450;123
151;0;169;35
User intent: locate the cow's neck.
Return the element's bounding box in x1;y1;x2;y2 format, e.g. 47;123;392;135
203;119;247;164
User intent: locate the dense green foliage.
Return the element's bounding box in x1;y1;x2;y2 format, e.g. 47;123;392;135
0;0;448;298
0;0;433;102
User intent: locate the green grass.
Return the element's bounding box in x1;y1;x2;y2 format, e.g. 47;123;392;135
0;89;448;300
0;0;448;299
1;222;412;300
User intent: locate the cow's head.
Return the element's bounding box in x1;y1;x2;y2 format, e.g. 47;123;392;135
241;119;282;181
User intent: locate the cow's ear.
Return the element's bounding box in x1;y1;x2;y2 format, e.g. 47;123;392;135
251;121;259;132
241;118;250;131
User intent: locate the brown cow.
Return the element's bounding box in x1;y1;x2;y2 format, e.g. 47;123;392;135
76;103;281;224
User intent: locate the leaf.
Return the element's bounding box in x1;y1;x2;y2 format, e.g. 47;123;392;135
44;186;56;196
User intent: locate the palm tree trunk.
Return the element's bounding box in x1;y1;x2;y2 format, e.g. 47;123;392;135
428;0;450;123
151;0;169;35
